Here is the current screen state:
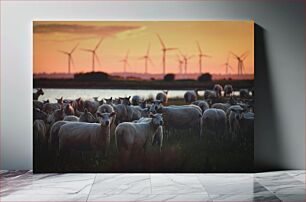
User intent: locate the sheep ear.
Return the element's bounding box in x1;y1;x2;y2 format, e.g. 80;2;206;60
128;96;131;99
84;108;88;113
149;113;155;118
110;112;116;117
96;112;102;117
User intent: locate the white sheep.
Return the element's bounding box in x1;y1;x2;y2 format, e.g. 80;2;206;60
58;112;116;156
156;90;168;105
213;84;223;97
115;113;163;165
211;103;231;112
192;100;209;114
150;101;202;136
84;99;101;114
33;88;44;100
63;115;79;122
131;95;142;106
204;90;217;100
34;119;48;146
224;85;233;96
184;90;199;103
201;108;227;139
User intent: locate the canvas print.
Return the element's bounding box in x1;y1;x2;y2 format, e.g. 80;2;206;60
33;21;254;173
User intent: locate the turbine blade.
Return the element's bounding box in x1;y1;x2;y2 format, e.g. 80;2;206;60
58;50;69;55
146;43;151;55
196;41;202;54
70;56;75;67
241;52;249;61
156;34;166;49
126;49;130;59
187;55;194;60
240;51;249;59
81;48;93;52
226;54;230;63
148;57;155;67
176;54;183;61
95;54;101;66
70;43;79;54
230;51;239;59
229;64;234;71
178;50;184;57
95;38;103;51
203;54;211;58
166;48;177;51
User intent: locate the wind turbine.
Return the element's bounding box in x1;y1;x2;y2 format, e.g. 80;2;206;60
176;54;184;74
119;50;130;75
230;51;249;76
196;41;211;74
139;43;154;74
179;50;193;74
156;34;177;75
58;43;78;74
81;38;103;72
222;55;234;74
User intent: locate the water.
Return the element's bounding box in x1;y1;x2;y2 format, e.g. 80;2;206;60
35;88;241;102
35;88;187;102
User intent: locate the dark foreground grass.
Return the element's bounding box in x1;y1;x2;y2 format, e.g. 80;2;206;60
34;128;253;173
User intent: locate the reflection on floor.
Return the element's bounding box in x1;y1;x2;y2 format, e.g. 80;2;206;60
0;170;305;201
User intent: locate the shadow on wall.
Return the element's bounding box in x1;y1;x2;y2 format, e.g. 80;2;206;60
254;24;284;172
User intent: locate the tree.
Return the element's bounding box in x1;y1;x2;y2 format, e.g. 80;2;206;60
164;73;175;81
198;73;212;82
74;71;110;82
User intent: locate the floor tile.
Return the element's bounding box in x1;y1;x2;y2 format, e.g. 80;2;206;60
210;194;253;201
256;173;305;195
90;174;151;195
88;194;211;202
275;194;305;202
150;174;207;195
286;170;306;184
1;173;96;196
197;174;254;195
0;194;88;202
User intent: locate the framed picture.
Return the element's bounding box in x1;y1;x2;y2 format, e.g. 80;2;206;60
33;21;254;173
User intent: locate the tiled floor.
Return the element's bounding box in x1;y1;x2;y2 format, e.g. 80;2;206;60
0;170;305;201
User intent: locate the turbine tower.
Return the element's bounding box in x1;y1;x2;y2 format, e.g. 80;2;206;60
139;44;154;74
156;34;177;75
120;50;130;75
230;51;249;76
58;43;78;74
196;41;211;74
81;38;103;72
222;54;234;74
176;55;183;74
179;50;193;74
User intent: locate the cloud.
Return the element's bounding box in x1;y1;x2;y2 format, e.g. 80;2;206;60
33;23;145;41
115;26;147;39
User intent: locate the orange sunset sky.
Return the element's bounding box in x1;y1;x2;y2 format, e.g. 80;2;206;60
33;21;254;75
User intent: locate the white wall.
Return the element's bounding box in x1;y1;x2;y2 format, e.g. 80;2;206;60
1;0;304;170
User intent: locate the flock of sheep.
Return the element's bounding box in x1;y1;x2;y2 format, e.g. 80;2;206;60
33;85;254;169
